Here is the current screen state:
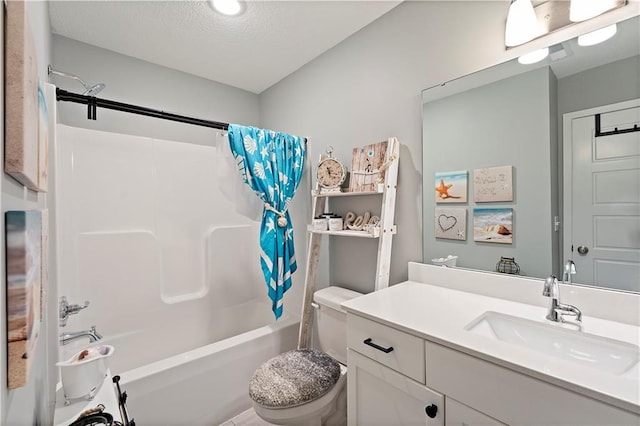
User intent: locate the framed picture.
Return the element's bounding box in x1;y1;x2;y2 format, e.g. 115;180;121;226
5;210;43;389
348;140;388;192
473;208;513;244
473;165;513;202
435;171;468;203
5;0;48;192
435;207;466;240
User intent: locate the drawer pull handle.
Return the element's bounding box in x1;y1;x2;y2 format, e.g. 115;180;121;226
363;338;394;353
425;404;438;418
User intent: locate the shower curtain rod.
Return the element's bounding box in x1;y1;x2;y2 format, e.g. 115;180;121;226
55;88;229;130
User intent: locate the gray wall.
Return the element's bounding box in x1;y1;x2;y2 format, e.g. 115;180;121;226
558;55;640;116
51;35;261;146
423;68;557;279
259;1;520;293
1;2;56;425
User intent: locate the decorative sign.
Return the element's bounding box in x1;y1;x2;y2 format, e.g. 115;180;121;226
349;141;388;192
435;207;466;240
473;208;513;244
5;210;43;389
473;166;513;202
435;171;468;203
5;1;49;192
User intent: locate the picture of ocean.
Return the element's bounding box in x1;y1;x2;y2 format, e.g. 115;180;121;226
435;170;467;203
473;208;513;244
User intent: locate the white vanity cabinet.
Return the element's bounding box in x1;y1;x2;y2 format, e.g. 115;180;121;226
347;312;640;426
426;341;640;426
347;315;444;425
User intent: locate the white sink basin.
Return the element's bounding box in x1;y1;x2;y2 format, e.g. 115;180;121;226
465;311;639;375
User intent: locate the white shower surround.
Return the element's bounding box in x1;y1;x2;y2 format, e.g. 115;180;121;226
54;125;299;423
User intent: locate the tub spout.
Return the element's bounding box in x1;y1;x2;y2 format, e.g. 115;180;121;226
59;326;102;346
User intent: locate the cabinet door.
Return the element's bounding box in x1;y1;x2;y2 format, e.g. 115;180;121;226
348;349;444;426
446;398;506;426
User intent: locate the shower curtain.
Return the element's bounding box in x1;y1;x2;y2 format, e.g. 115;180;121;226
228;125;306;319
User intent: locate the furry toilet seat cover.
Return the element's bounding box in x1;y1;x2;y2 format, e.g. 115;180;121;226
249;349;341;408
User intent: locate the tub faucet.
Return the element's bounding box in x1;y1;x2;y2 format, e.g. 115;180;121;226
59;326;103;346
543;275;582;323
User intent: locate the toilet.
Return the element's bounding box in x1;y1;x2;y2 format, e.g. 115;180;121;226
249;286;362;426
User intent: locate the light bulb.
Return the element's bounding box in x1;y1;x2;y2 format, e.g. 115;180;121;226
578;24;617;46
518;47;549;65
570;0;617;22
505;0;539;47
210;0;243;16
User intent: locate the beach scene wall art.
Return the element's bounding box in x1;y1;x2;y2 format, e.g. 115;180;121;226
473;208;513;244
473;165;513;202
5;0;49;192
5;210;42;389
435;170;467;203
349;140;388;192
435;207;467;240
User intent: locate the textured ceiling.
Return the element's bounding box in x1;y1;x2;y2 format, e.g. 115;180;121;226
48;1;403;94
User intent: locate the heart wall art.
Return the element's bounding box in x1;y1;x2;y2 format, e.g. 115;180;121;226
435;208;466;241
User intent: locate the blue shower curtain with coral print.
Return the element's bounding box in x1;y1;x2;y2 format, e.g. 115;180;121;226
228;124;306;319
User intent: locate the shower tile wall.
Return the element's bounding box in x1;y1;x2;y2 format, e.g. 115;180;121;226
54;125;267;372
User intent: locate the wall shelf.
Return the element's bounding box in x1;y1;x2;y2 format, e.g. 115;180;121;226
307;226;397;238
312;188;385;198
298;137;400;349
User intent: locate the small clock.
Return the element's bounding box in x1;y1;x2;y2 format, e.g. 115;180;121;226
316;147;346;191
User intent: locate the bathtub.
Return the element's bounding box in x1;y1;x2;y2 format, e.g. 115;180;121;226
116;303;299;425
54;126;302;424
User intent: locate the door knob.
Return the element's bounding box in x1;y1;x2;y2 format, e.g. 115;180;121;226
577;245;589;255
425;404;438;418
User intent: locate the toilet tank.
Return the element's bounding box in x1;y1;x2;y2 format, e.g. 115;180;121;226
313;286;363;365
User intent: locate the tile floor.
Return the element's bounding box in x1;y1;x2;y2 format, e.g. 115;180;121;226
220;408;277;426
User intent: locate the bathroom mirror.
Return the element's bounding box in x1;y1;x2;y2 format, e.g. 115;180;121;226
422;15;639;293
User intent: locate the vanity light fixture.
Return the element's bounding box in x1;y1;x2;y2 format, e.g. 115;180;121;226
210;0;244;16
569;0;620;22
578;23;618;46
517;47;549;64
505;0;539;47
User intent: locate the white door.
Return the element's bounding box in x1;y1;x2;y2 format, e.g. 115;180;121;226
563;99;640;292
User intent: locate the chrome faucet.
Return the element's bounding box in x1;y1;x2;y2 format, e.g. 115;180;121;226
59;326;103;345
563;260;576;284
543;275;582;323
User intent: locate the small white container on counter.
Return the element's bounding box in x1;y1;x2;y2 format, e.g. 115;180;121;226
57;345;115;402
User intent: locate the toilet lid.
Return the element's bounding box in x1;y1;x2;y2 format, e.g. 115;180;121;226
249;349;341;409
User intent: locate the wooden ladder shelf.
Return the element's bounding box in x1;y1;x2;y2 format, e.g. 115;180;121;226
297;137;400;348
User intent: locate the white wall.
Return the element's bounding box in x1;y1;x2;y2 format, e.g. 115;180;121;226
1;1;56;425
259;1;522;292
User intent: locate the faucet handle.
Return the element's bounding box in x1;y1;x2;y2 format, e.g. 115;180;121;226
59;296;90;327
542;275;559;298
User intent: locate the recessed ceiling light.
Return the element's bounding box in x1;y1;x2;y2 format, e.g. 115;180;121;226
518;47;549;65
578;24;617;47
210;0;244;16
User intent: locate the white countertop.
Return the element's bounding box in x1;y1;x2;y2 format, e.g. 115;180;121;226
54;371;122;426
342;280;640;414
